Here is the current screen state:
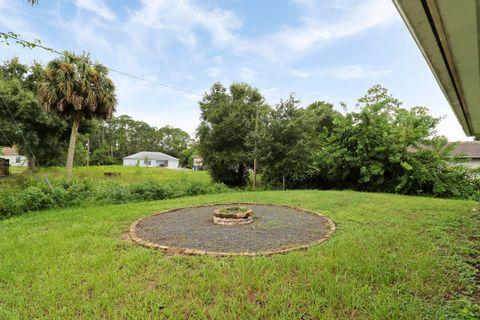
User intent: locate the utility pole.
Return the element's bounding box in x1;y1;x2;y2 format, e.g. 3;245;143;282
253;102;259;189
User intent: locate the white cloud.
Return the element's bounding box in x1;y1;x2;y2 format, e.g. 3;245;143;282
289;69;312;78
107;0;399;65
127;0;242;50
249;0;398;60
289;65;391;81
322;65;391;80
73;0;116;22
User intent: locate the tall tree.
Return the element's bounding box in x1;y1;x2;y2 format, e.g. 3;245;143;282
0;58;69;167
316;85;451;194
156;126;192;158
38;53;117;180
197;82;264;186
257;95;312;189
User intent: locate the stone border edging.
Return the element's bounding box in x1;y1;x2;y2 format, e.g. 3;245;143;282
129;202;336;257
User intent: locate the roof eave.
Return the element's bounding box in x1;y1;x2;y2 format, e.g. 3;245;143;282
392;0;478;136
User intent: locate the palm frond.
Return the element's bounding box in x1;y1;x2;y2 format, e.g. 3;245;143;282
38;52;117;120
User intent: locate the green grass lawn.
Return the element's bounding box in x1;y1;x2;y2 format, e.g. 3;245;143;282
0;165;210;187
0;190;478;319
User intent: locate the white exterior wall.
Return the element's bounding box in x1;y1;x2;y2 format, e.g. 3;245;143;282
449;158;480;169
463;159;480;169
123;159;138;166
167;160;179;169
123;158;179;168
0;155;28;166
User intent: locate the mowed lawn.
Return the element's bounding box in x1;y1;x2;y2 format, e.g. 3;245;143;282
0;190;478;319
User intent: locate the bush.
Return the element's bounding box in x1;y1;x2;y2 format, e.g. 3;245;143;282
16;186;54;212
0;177;230;219
95;183;133;204
130;181;175;201
0;190;20;218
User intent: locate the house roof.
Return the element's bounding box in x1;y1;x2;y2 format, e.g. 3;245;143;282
393;1;480;136
1;146;20;156
123;151;179;161
448;141;480;158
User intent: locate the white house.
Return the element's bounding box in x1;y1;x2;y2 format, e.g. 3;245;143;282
0;146;28;167
122;151;179;169
449;141;480;169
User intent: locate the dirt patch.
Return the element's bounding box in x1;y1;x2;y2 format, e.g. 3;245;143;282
130;203;335;256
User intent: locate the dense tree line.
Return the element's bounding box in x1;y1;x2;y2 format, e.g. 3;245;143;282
87;115;193;165
0;58;192;168
198;83;479;200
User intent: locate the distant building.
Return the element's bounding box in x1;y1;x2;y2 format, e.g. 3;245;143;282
122;151;179;169
0;146;28;167
448;141;480;169
192;155;203;171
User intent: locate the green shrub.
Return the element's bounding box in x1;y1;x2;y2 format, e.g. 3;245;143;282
17;186;54;212
207;183;230;194
0;190;20;218
183;181;209;196
95;183;133;204
130;181;175;201
0;177;231;219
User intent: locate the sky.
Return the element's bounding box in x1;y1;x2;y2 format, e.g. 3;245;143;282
0;0;471;141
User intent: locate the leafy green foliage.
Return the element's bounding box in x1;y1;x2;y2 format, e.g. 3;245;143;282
253;85;479;200
0;59;69;166
90;142;116;165
179;146;198;168
87;116;192;162
257;95;313;188
0;178;229;218
38;52;117;179
197;82;265;186
310;85;480;199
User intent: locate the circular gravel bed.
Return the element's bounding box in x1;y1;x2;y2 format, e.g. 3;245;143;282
130;203;335;256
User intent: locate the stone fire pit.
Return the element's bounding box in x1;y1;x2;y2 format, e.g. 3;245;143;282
213;206;253;225
130;203;336;256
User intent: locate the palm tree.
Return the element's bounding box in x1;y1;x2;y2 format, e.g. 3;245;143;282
38;53;117;180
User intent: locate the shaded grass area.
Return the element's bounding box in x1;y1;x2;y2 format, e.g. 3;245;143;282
0;190;478;319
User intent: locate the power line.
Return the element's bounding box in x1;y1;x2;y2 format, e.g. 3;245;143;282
0;94;40;168
0;31;201;96
0;126;13;146
107;67;199;95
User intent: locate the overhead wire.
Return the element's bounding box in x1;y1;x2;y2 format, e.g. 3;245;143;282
0;94;41;168
0;31;204;170
0;31;202;96
0;126;13;146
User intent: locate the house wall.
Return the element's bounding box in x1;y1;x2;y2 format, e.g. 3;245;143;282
464;159;480;169
123;158;179;169
0;155;28;166
450;158;480;169
167;160;179;169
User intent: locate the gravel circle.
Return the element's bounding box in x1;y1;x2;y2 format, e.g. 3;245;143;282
131;203;335;256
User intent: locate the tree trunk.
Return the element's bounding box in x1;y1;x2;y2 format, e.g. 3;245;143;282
282;173;286;191
66;111;82;181
238;163;244;186
28;155;35;170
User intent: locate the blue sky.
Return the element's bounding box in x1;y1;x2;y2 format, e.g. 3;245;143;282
0;0;470;140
